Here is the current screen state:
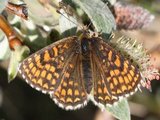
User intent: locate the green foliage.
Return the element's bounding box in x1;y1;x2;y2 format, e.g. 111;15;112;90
73;0;116;39
0;30;11;60
106;99;131;120
0;0;8;13
59;10;78;37
23;0;59;26
8;45;30;82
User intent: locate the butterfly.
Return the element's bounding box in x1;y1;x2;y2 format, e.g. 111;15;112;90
18;30;141;110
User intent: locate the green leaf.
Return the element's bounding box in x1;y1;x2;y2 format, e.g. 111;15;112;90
14;45;30;62
59;10;78;37
14;20;49;51
8;51;19;81
107;0;117;5
23;0;59;26
0;30;11;60
8;45;30;82
0;0;8;13
73;0;116;39
106;99;131;120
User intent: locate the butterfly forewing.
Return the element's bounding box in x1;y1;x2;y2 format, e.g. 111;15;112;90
91;37;141;105
19;37;77;93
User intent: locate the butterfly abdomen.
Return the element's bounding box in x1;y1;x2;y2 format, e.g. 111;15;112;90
81;38;92;94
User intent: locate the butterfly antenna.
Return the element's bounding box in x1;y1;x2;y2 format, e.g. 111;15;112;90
86;22;92;30
56;8;83;30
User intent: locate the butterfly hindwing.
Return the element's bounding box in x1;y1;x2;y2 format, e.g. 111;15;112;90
90;52;119;106
50;53;88;110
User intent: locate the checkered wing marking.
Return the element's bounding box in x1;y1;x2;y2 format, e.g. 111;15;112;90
50;53;88;110
19;37;77;93
91;37;141;105
91;53;119;105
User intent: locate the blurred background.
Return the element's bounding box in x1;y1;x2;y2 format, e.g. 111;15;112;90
0;0;160;120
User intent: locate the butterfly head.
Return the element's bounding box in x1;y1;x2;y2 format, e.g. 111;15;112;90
78;28;90;40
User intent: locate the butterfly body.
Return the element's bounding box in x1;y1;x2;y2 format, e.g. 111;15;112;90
81;36;93;94
19;33;141;110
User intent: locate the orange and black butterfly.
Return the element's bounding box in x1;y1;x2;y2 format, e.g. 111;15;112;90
18;30;141;110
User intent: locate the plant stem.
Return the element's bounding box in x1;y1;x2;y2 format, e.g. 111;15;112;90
0;15;22;50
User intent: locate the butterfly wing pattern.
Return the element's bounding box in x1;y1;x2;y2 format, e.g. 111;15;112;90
90;37;141;108
18;33;142;110
50;53;88;110
19;37;77;93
